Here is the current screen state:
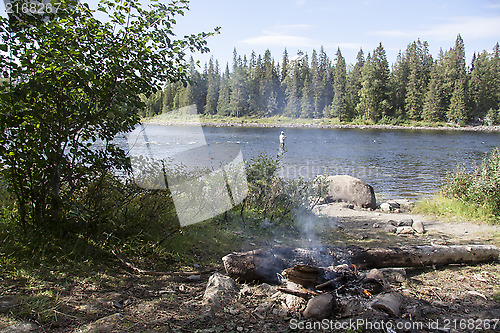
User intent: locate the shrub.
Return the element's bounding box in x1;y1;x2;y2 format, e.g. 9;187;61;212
441;148;500;220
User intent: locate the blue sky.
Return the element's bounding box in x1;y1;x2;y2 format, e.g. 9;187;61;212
2;0;500;68
172;0;500;68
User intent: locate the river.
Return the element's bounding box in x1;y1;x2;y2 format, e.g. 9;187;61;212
126;124;500;201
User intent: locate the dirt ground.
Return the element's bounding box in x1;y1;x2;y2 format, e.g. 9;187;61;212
1;203;499;333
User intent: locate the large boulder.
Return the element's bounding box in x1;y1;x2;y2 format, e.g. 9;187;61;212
325;175;376;209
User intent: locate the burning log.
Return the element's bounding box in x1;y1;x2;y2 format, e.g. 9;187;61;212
222;245;499;283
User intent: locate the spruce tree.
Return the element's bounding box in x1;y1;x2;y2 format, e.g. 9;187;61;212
217;64;231;116
204;57;220;115
346;49;364;119
331;48;347;120
422;64;445;122
447;79;467;124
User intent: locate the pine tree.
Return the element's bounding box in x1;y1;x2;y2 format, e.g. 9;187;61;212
469;51;495;120
330;48;347;120
217;64;231;116
442;35;468;122
204;57;220;115
301;72;314;118
447;79;467;124
423;64;445;122
357;53;376;120
346;49;364;119
390;50;409;118
357;44;391;122
230;49;249;117
404;40;433;120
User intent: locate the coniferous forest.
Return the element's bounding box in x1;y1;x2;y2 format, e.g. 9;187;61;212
144;35;500;126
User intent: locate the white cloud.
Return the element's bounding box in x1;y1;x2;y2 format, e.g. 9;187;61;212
371;16;500;41
239;24;362;51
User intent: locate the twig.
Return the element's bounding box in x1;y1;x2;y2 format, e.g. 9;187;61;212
277;287;318;299
111;249;216;276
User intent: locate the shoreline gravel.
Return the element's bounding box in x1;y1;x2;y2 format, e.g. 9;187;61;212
143;120;500;132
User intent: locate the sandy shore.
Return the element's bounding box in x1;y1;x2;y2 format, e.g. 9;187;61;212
143;119;500;132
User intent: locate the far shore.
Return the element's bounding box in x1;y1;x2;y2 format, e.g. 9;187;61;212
143;118;500;132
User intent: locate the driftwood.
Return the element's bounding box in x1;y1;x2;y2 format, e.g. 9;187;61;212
223;245;499;282
112;250;216;276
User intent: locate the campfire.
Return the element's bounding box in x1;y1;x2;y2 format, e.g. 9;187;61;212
221;244;499;320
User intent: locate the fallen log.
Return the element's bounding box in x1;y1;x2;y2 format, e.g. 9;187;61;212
222;245;499;282
350;244;500;269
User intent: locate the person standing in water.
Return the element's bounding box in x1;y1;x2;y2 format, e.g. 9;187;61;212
279;131;286;149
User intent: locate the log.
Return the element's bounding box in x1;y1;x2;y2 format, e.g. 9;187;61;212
350;244;500;269
222;245;499;282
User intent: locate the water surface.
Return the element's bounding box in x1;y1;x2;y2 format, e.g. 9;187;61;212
129;125;500;200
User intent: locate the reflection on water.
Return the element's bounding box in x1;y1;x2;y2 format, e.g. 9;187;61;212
128;125;500;201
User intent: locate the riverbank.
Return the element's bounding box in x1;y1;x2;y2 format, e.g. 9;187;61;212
143;115;500;132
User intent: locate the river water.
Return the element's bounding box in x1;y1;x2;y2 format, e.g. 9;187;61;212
127;124;500;201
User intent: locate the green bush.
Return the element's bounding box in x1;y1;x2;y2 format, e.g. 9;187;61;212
441;148;500;220
244;153;327;223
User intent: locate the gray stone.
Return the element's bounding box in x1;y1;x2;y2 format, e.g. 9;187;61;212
380;202;392;212
75;313;123;333
366;269;387;284
396;226;415;235
412;220;425;234
254;302;273;315
337;296;365;318
384;224;397;233
369;293;403;317
303;293;335;320
397;219;414;227
379;268;407;283
324;175;377;209
283;281;306;310
202;273;238;311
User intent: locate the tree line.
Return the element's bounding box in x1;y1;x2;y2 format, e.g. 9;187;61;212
144;35;500;125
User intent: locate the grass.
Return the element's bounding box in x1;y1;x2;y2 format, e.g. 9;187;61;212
414;196;499;224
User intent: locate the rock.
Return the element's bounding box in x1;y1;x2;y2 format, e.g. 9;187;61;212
202;273;238;311
282;281;306;310
199;305;214;321
366;269;387;284
302;293;335;320
396;226;415;235
254;283;276;297
75;313;123;333
337;296;365;317
369;293;403;317
380;202;392;212
254;302;273;315
384;224;397;233
395;199;414;213
397;219;414;227
0;322;38;333
186;275;201;281
324;175;377;209
379;268;407;283
412;220;425;234
387;220;398;226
